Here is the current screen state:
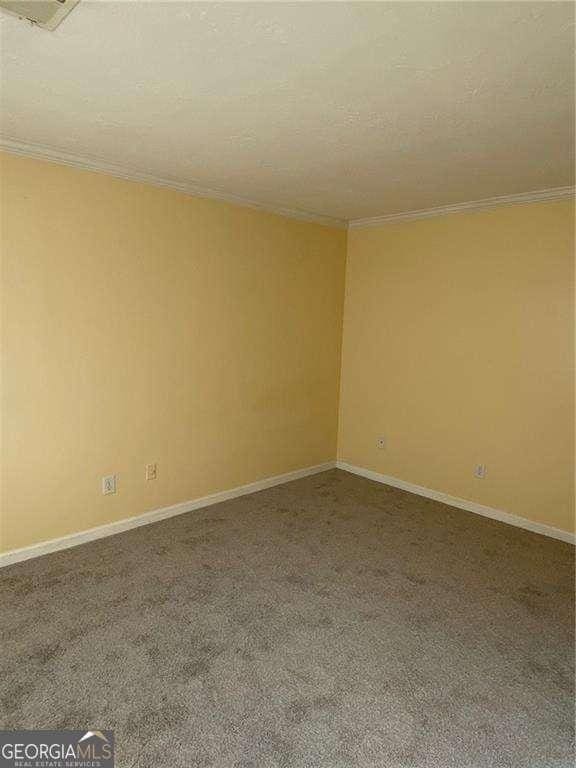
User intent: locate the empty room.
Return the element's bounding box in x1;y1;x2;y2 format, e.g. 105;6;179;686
0;1;574;767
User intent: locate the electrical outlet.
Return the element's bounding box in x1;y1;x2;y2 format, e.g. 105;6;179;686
102;474;117;495
474;464;487;479
377;436;386;449
145;463;157;481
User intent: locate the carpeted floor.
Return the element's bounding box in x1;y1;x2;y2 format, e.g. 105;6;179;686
1;469;574;768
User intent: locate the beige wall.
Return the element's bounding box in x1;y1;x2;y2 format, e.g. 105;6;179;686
0;153;347;552
1;152;573;554
339;201;575;533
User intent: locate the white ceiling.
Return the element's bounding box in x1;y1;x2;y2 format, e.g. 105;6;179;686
0;1;574;224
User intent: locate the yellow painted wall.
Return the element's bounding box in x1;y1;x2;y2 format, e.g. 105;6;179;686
1;152;573;553
339;201;575;533
0;152;347;552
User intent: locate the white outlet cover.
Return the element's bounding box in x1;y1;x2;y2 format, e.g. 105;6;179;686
102;474;117;495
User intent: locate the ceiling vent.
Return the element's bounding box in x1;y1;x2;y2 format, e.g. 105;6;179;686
0;0;79;30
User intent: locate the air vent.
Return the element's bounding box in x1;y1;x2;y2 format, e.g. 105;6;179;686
0;0;79;30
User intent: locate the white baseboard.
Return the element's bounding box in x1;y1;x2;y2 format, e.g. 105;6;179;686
3;459;571;567
336;461;575;545
0;461;336;568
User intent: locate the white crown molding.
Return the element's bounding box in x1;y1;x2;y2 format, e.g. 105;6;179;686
349;186;576;228
337;461;575;545
0;137;347;230
2;136;573;230
0;461;336;568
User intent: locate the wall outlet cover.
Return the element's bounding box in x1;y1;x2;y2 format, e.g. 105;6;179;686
102;475;117;495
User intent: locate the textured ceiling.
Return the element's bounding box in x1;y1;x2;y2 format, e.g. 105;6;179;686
0;1;574;222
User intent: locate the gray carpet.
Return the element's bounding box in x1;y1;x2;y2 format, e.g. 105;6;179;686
1;469;574;768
